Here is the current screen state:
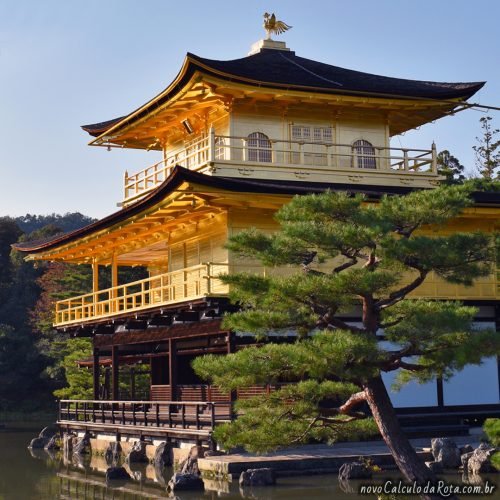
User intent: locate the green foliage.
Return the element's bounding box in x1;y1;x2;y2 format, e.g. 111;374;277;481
483;418;500;447
194;186;498;453
437;150;466;185
473;116;500;180
53;338;93;400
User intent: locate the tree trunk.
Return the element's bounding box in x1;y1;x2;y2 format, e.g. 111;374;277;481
364;375;457;500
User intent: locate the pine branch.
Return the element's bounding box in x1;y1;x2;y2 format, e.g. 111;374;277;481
375;270;428;309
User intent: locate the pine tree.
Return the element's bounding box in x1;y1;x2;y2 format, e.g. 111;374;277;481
193;185;499;493
473;116;500;180
436;150;465;185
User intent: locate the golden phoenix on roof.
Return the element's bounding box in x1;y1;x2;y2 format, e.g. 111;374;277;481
263;12;292;39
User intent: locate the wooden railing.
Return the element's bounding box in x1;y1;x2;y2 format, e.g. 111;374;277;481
123;127;438;202
54;262;228;326
58;399;228;431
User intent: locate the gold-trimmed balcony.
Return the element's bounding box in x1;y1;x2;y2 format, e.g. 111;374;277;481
123;128;439;204
54;263;229;327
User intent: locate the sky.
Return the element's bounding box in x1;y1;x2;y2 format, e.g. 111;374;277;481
1;0;499;218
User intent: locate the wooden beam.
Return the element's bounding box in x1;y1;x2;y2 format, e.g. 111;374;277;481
169;338;177;401
93;347;100;400
112;345;119;400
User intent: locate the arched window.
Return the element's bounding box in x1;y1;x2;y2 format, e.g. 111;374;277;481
352;140;376;169
247;132;272;163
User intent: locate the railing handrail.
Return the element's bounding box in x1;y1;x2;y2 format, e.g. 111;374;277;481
59;399;221;405
57;262;215;306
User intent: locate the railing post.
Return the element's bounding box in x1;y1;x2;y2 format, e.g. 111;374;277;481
431;142;438;173
206;263;212;295
124;170;129;200
209;126;215;163
403;149;409;171
242;138;247;162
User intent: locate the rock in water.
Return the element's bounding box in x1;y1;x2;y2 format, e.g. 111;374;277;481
28;425;58;449
28;437;47;449
105;442;122;465
467;444;497;475
44;435;60;451
106;466;131;482
154;442;173;469
239;468;276;487
338;462;373;481
39;426;57;440
167;473;204;492
431;437;461;468
426;461;444;473
73;432;91;455
125;440;148;463
179;445;205;475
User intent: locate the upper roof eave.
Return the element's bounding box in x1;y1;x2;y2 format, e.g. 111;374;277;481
82;50;485;145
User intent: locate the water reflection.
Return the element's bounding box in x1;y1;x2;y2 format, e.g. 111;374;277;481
4;425;500;499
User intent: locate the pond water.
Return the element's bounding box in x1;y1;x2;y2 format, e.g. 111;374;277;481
1;422;500;499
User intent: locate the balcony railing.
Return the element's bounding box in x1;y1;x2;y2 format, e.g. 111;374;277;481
54;263;229;327
123;128;438;203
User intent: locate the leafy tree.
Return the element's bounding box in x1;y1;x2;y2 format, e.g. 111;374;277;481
473;116;500;179
53;338;93;400
0;324;51;411
436;150;465;185
193;185;499;490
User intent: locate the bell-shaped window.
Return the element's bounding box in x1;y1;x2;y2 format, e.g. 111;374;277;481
352;140;376;169
247;132;272;163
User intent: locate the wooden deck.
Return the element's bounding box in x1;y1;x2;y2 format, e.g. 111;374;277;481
58;399;231;443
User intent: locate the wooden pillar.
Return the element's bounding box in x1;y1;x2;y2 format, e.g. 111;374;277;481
92;259;99;293
168;338;177;401
437;377;444;407
227;332;237;417
112;345;119;400
111;254;118;313
130;368;136;400
92;347;100;400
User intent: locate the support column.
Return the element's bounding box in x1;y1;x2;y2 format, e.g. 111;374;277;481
112;345;119;400
227;332;237;418
168;339;177;401
130;368;136;400
111;254;118;313
93;347;100;400
92;259;99;293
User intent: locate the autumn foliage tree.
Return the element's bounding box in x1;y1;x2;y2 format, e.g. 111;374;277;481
193;184;499;493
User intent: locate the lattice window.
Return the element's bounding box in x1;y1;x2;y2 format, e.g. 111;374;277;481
290;125;333;166
247;132;272;163
352;139;376;169
214;136;226;160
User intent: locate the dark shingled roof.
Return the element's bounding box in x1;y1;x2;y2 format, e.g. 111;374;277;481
189;50;485;100
81;49;485;139
13;167;500;255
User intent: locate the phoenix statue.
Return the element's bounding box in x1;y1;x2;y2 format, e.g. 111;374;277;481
263;13;292;40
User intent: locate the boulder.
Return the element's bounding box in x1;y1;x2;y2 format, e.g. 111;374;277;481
106;466;131;482
73;432;91;455
39;426;57;440
125;440;148;464
167;473;204;492
461;451;474;469
154;442;173;469
460;444;475;455
105;442;122;465
44;435;60;451
179;445;205;475
338;461;372;481
426;461;444;474
431;437;461;468
239;468;276;487
467;444;497;475
28;437;47;449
